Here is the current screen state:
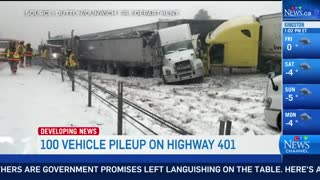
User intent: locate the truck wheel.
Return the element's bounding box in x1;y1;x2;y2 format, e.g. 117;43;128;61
102;64;108;73
116;67;122;76
196;76;204;83
107;64;115;74
143;67;153;78
117;65;128;77
129;67;138;77
162;76;167;84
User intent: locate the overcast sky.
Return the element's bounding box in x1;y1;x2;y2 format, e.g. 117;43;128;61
0;1;281;47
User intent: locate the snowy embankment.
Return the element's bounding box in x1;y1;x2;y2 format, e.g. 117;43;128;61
0;63;121;154
0;61;279;153
77;70;279;136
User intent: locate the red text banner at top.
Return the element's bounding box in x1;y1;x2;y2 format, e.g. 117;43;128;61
38;127;99;135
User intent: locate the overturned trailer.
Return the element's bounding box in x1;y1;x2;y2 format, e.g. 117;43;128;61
47;19;225;79
79;35;160;77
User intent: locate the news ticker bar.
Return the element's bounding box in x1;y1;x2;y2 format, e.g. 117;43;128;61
0;155;281;163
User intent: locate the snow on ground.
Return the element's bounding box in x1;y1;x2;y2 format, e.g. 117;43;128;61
0;62;126;154
75;70;279;136
0;61;279;154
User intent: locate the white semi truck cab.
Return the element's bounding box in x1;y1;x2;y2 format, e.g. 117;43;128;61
264;72;282;131
158;24;205;83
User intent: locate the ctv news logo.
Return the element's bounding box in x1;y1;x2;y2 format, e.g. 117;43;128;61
283;136;310;154
284;6;313;17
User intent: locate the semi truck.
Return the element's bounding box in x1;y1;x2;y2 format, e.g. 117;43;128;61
46;19;224;82
158;24;204;83
37;43;64;66
205;13;281;74
50;24;205;83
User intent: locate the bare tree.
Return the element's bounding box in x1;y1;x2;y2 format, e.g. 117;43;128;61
194;9;211;20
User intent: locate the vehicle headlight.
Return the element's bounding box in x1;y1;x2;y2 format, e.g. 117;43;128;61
265;97;272;108
165;69;171;75
52;53;57;59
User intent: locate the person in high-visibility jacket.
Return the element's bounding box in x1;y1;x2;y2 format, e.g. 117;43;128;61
65;48;78;80
65;48;78;68
6;41;20;74
40;46;48;60
17;41;25;67
24;43;33;67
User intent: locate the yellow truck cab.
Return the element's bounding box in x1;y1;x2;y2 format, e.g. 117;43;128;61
205;15;260;74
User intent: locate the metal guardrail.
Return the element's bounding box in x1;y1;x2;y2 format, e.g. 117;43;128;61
41;60;232;136
44;61;192;135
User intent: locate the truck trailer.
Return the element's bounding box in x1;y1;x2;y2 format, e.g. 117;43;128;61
258;13;282;74
205;13;281;74
46;19;225;81
79;33;159;77
78;24;205;83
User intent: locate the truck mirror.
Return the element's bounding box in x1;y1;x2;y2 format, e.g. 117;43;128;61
268;72;275;79
198;48;203;58
268;72;278;91
158;49;164;57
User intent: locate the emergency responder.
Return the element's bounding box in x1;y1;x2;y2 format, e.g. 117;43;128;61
6;41;20;74
40;46;48;61
24;43;33;67
65;48;78;80
17;41;25;67
59;47;66;66
37;46;49;75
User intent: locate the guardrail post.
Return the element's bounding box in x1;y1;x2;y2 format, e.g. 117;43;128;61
118;81;123;135
72;68;75;92
88;62;92;107
60;64;64;82
219;120;232;135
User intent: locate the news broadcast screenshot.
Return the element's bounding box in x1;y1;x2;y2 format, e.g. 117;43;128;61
0;0;319;179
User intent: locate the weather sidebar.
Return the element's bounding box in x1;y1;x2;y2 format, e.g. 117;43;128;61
281;0;320;155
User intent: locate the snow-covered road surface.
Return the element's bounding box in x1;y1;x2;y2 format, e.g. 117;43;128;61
0;63;118;153
0;61;279;153
78;70;279;136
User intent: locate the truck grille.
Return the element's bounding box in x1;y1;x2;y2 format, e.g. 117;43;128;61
175;60;192;73
179;72;192;78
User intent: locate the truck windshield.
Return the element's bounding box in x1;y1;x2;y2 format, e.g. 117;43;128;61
163;40;193;54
